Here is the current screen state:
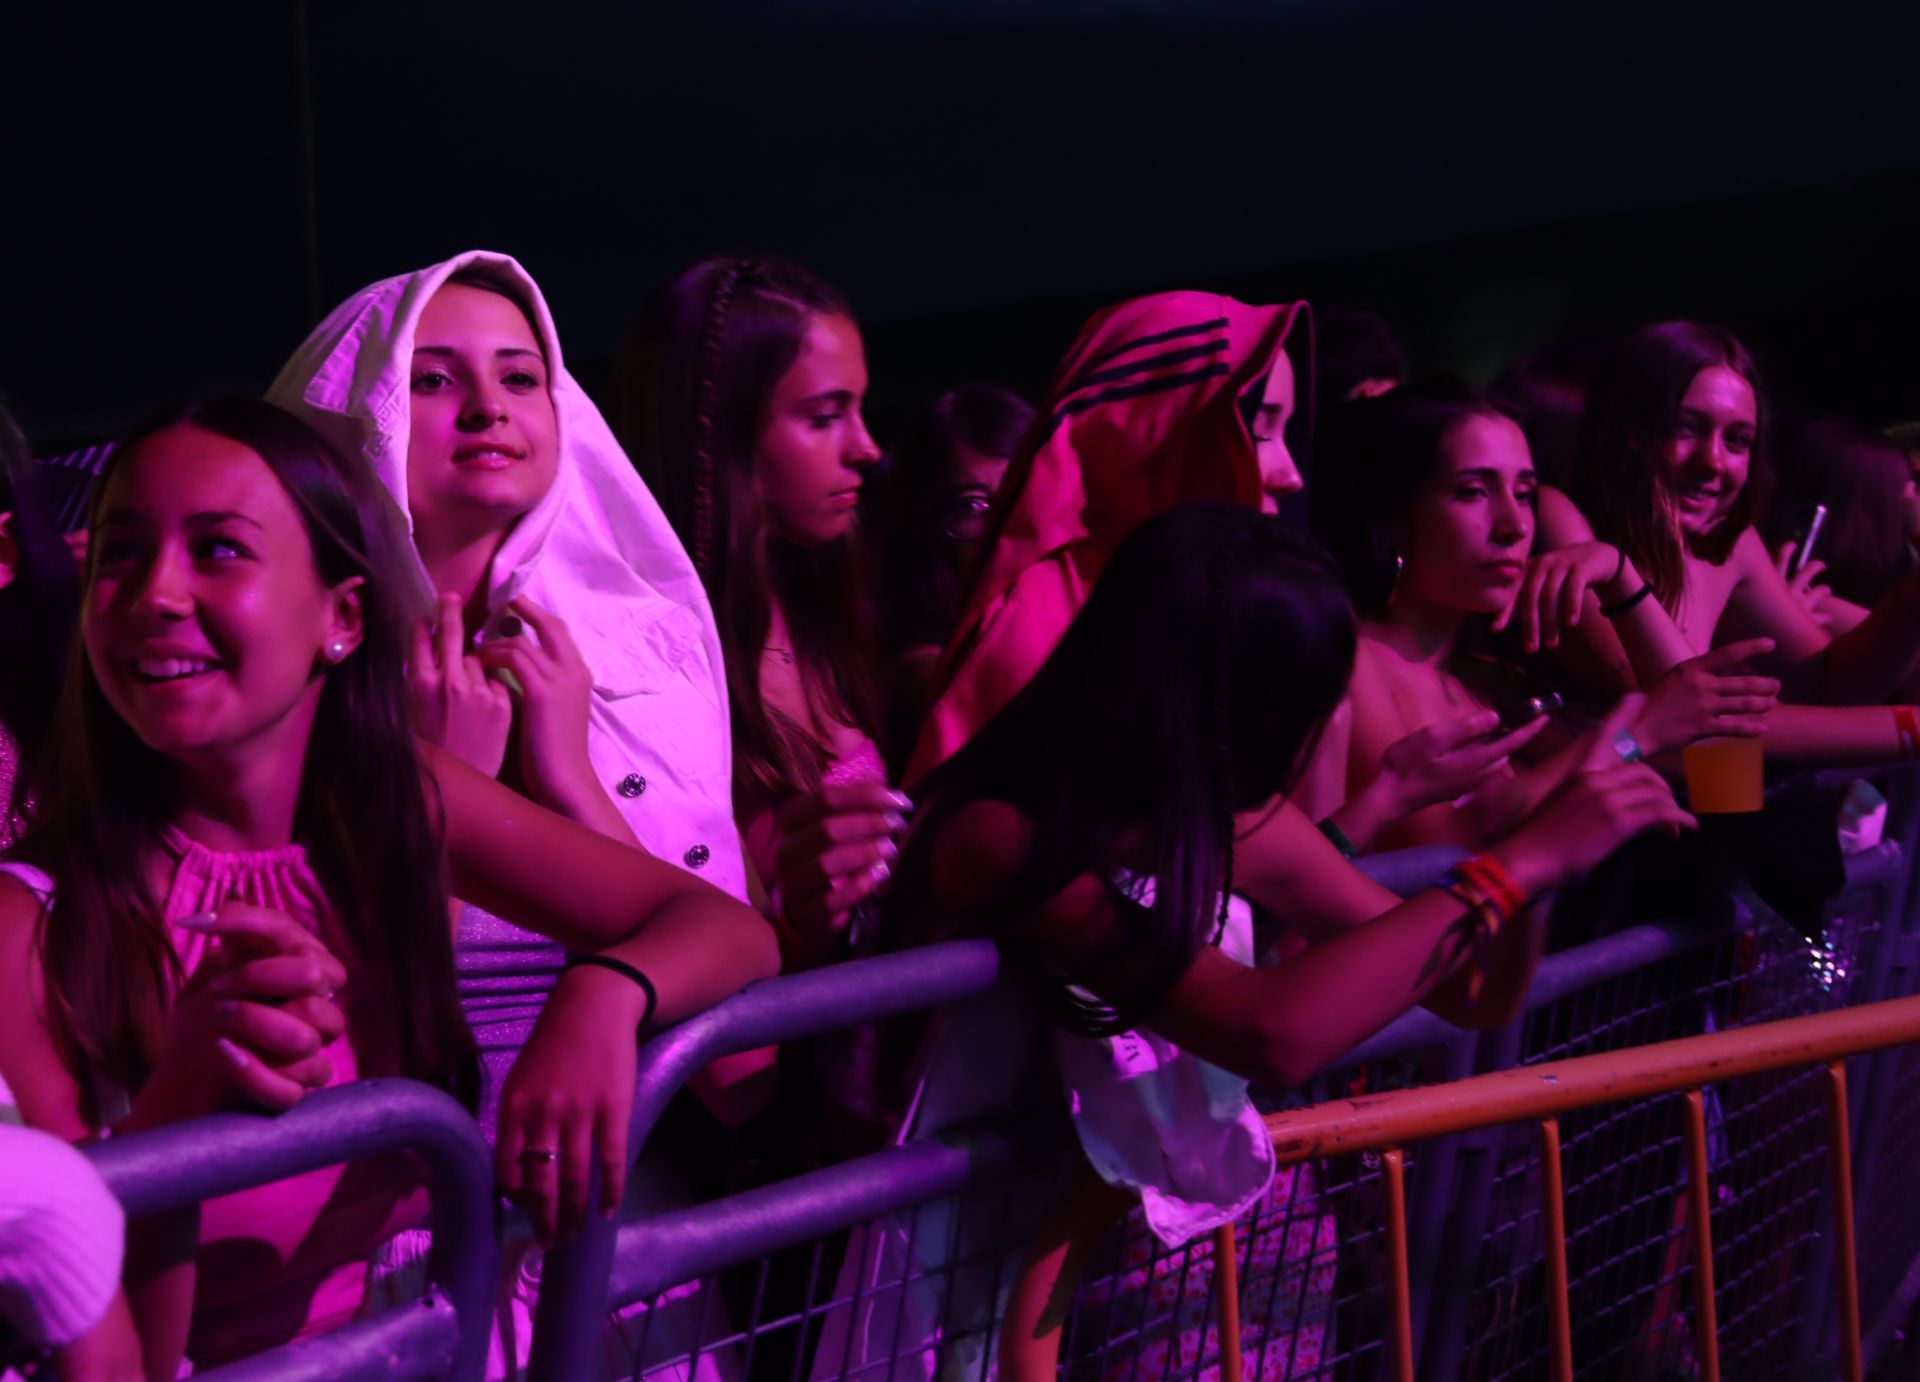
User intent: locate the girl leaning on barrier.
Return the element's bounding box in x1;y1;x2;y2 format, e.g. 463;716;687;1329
0;400;776;1380
885;504;1696;1375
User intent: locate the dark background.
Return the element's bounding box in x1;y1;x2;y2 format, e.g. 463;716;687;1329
7;0;1917;446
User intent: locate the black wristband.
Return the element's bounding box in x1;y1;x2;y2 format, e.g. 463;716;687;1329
563;954;658;1028
1317;818;1359;860
1599;582;1655;619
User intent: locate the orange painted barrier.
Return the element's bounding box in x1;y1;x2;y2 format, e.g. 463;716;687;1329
1003;993;1920;1382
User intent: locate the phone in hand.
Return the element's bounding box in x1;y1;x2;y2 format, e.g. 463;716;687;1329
1788;504;1828;578
1500;691;1564;734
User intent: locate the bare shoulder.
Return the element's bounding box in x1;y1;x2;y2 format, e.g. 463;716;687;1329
1727;524;1777;577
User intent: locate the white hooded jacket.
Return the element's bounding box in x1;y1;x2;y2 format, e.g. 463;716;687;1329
268;250;747;901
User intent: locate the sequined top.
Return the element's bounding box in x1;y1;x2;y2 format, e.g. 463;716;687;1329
455;903;563;1139
0;720;22;854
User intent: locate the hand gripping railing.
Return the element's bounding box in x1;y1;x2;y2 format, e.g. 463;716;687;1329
527;937;1005;1382
84;1079;497;1382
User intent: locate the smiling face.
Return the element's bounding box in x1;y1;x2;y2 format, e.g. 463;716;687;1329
1663;364;1757;543
1249;352;1302;512
405;281;560;544
84;424;361;768
1399;411;1537;615
753;312;881;546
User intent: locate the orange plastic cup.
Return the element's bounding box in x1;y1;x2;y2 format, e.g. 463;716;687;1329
1681;736;1765;814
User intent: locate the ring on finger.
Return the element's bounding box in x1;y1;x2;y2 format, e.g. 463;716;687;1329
520;1147;561;1164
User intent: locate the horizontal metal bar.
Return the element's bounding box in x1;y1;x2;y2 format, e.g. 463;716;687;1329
625;939;1004;1150
1264;993;1920;1163
196;1290;460;1382
609;1120;1042;1305
1518;920;1723;1009
86;1079;497;1382
1354;845;1470;899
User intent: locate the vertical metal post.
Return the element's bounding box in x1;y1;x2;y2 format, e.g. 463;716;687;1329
528;1169;617;1382
1537;1118;1573;1382
1682;1089;1721;1382
1405;1032;1476;1363
1384;1148;1415;1382
1213;1222;1243;1382
1827;1062;1864;1382
1417;1022;1522;1379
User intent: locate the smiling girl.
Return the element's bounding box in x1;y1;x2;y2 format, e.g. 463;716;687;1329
0;400;775;1379
1541;322;1920;764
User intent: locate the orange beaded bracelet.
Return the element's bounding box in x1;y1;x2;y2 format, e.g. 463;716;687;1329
1438;854;1529;1004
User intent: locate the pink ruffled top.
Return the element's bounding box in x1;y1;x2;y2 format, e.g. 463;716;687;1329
152;830;427;1367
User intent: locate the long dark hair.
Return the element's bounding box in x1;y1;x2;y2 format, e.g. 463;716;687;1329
892;504;1355;980
0;397;82;836
1314;381;1519;620
1770;416;1917;606
1575;321;1771;613
616;256;883;795
18;399;478;1112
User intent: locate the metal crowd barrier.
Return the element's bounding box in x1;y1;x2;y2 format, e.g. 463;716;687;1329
1009;990;1920;1380
57;769;1920;1381
523;849;1469;1382
81;1078;497;1382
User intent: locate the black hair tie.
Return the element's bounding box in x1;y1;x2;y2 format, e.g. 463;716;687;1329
1599;583;1655;619
563;954;658;1029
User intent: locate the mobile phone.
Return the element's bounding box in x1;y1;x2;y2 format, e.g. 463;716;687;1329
1789;504;1828;578
1500;691;1563;734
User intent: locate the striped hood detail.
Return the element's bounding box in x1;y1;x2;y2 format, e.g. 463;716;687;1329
905;291;1311;782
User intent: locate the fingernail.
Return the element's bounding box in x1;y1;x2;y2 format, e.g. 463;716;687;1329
216;1037;249;1071
870;860;892;886
886;790;914;812
882;811;908;834
175;911;219;930
877;838;899;862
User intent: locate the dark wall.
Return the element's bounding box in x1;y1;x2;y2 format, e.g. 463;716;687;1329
6;0;1917;443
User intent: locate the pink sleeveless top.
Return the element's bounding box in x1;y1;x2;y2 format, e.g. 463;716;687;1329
4;831;429;1369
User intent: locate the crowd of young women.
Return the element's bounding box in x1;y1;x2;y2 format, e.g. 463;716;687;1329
1;250;1915;1381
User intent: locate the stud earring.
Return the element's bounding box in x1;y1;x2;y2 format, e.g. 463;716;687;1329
323;639;348;664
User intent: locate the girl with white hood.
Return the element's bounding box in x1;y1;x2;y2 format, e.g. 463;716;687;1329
270;254;756;1378
270;252;751;1134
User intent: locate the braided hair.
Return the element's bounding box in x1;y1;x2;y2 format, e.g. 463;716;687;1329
615;257;884;797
